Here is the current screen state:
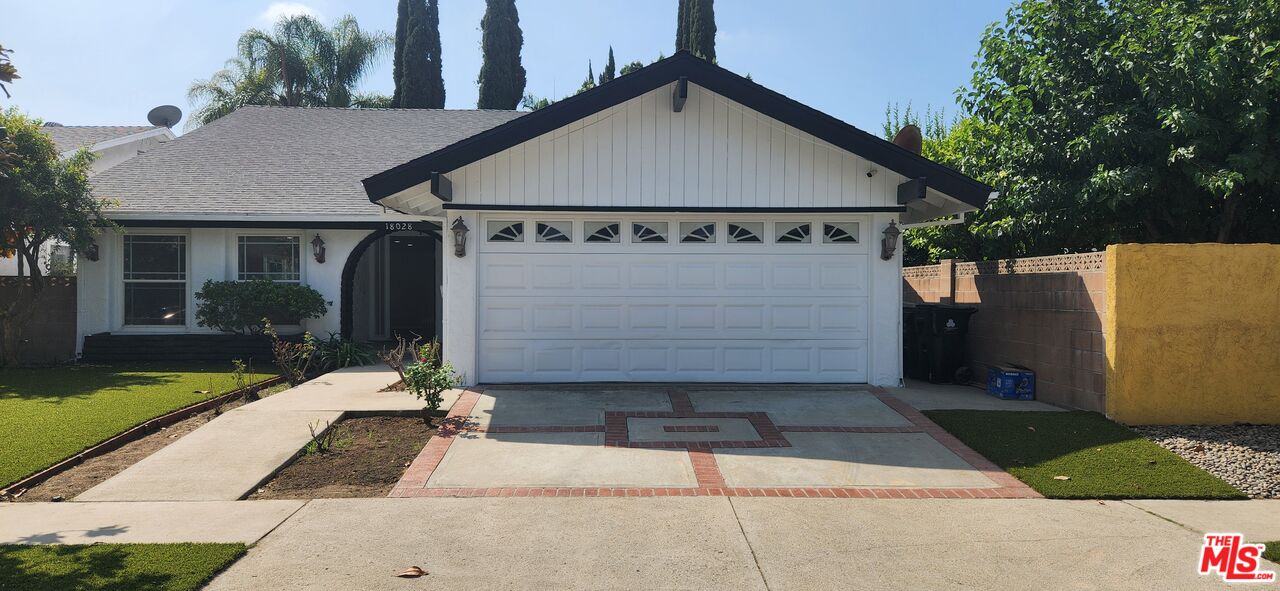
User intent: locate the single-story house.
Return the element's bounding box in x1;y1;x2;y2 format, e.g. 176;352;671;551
1;123;174;276
80;52;989;386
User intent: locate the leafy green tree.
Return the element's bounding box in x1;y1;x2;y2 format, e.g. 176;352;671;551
599;46;616;84
189;14;390;127
963;0;1280;245
577;60;596;94
676;0;716;61
476;0;526;110
520;93;552;111
0;44;16;98
620;60;644;76
0;109;106;366
398;0;445;108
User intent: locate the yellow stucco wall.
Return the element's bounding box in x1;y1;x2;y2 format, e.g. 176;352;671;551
1105;243;1280;424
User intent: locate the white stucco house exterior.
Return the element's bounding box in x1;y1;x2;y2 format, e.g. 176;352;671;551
78;53;988;386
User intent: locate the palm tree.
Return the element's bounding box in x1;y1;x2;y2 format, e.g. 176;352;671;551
188;15;391;128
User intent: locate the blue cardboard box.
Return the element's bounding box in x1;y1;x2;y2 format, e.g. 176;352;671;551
987;365;1036;400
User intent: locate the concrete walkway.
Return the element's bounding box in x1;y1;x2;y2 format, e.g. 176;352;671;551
75;366;453;502
205;497;1269;590
0;501;303;545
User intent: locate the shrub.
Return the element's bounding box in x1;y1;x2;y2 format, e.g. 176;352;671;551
264;319;316;386
403;339;461;423
378;334;423;387
194;280;327;335
316;333;374;370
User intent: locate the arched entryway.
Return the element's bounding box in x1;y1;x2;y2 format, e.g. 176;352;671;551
340;226;442;341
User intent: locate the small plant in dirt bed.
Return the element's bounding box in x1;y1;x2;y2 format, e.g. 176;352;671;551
316;333;374;370
378;334;423;388
264;319;316;386
403;339;462;424
194;279;327;335
229;358;261;402
303;420;351;455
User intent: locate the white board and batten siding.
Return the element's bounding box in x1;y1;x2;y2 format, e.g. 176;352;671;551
440;82;908;210
436;81;905;387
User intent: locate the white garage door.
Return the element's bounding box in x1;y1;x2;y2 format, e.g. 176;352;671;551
476;216;872;383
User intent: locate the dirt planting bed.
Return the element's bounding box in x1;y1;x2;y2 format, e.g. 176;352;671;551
247;416;437;500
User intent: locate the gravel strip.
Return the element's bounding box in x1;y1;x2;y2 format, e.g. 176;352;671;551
1132;425;1280;499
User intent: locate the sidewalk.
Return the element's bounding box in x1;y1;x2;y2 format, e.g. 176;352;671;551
74;366;455;502
0;500;303;545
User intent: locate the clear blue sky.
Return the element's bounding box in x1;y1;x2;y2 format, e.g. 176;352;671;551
2;0;1011;133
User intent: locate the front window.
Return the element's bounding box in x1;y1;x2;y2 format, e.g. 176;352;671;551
123;235;186;325
238;236;300;281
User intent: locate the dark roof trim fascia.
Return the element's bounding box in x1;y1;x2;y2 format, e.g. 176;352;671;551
112;219;442;230
441;204;906;213
363;51;992;208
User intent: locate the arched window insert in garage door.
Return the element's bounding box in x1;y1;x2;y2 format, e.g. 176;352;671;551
480;218;866;246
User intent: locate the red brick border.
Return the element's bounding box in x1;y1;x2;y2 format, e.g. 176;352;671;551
389;386;1041;500
664;425;721;433
390;486;1037;498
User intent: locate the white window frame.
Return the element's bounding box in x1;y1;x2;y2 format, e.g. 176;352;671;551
236;234;303;282
120;232;189;329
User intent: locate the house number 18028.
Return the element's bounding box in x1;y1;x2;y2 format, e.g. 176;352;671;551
385;222;414;231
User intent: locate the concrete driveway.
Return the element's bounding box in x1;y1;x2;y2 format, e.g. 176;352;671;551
390;384;1037;498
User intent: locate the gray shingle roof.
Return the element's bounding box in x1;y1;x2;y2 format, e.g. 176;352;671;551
43;125;159;153
91;106;525;219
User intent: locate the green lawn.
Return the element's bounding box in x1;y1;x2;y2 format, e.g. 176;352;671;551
923;410;1247;499
1266;542;1279;565
0;543;245;591
0;364;276;488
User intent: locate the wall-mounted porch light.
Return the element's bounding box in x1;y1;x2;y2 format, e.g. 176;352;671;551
311;234;326;263
451;217;469;258
84;240;100;262
880;220;901;261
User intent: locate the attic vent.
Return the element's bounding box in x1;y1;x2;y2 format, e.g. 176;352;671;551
43;121;64;127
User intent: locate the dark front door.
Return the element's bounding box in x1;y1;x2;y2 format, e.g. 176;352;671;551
388;235;435;340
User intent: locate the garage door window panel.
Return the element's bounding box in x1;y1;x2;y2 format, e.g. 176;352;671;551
775;222;812;243
535;221;572;243
679;222;717;243
487;221;525;242
631;222;668;243
584;221;621;243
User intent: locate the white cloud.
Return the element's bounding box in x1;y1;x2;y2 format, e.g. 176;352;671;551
258;2;319;24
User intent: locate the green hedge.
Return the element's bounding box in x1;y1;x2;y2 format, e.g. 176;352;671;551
194;280;327;334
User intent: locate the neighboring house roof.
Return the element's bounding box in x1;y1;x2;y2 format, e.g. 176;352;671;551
42;125;160;153
90;106;525;220
363;51;993;208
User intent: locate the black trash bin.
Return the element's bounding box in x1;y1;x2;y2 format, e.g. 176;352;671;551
902;303;977;383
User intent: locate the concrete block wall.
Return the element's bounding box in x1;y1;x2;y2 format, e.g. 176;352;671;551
904;252;1107;412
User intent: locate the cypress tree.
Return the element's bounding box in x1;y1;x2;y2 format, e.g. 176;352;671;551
399;0;445;108
577;60;596;94
676;0;716;62
476;0;526;110
599;46;616;84
392;0;409;106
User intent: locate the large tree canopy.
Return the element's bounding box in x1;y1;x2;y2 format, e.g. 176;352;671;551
476;0;526;110
188;14;391;127
397;0;445;108
961;0;1280;249
676;0;716;61
0;109;107;365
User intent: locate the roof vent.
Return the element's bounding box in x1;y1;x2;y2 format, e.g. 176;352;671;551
43;121;64;127
891;124;922;155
